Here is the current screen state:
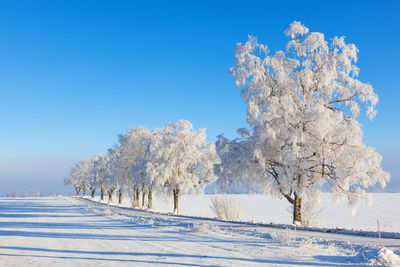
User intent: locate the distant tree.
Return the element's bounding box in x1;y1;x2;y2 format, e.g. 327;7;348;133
145;120;219;214
65;159;94;197
93;154;110;201
81;158;96;198
222;21;390;224
123;127;153;209
108;145;126;205
105;148;119;203
110;126;152;207
65;163;83;196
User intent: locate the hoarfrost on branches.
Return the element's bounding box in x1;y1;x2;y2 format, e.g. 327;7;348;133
219;21;390;224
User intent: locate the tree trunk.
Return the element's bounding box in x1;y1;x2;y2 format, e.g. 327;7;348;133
147;188;153;210
75;186;81;196
108;188;115;203
100;187;104;201
82;187;86;197
118;190;123;205
91;188;96;198
131;187;136;207
142;191;146;209
173;189;179;214
293;194;302;225
135;188;140;208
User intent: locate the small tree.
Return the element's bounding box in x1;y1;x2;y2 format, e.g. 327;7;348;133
222;21;390;224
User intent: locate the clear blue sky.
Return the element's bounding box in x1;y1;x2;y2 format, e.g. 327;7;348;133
0;0;399;195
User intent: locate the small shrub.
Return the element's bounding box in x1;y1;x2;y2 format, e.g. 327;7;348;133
209;195;241;221
287;201;323;227
301;202;323;227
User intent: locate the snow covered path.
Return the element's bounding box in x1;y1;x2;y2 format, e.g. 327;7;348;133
0;197;399;266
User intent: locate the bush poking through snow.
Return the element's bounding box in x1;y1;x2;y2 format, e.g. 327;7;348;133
209;195;241;221
301;202;323;227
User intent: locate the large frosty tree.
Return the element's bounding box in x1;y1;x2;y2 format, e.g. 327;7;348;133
223;21;390;224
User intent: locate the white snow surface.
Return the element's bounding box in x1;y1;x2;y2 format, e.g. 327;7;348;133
111;193;399;233
0;195;399;266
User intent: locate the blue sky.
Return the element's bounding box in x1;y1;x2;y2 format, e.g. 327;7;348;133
0;0;399;195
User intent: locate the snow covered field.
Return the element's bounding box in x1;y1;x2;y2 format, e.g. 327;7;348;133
94;193;400;233
0;196;399;266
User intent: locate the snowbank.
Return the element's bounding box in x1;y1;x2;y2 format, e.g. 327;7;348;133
83;193;400;234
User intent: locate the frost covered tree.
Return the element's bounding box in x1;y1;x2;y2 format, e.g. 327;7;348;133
223;21;390;224
215;129;261;193
65;160;91;196
65;121;219;214
146;120;220;214
67;156;110;199
105;147;120;203
93;154;110;201
128;127;154;209
110;126;154;208
64;164;82;196
82;158;97;198
109;141;130;205
77;159;97;197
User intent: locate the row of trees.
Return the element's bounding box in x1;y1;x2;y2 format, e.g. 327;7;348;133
65;120;219;213
66;21;390;224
